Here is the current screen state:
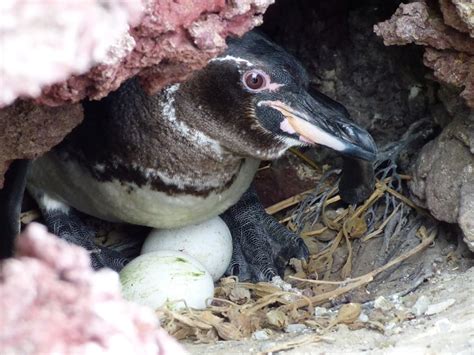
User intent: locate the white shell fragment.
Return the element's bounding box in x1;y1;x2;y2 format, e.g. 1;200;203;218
119;250;214;310
141;216;233;281
425;299;456;316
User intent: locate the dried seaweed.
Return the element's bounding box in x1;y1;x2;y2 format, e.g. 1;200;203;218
158;193;437;343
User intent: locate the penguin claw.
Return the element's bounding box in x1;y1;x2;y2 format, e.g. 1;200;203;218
221;186;309;282
41;207;129;272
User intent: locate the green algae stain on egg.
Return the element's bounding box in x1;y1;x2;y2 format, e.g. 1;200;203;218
119;250;214;310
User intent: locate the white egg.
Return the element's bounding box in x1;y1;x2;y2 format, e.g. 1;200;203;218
141;216;233;282
119;250;214;310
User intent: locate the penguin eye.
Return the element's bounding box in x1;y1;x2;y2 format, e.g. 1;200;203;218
243;70;267;91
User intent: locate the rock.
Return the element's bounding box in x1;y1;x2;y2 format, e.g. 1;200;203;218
36;0;274;106
0;0;143;108
439;0;471;35
384;322;402;335
459;184;474;251
0;223;186;354
314;306;330;317
373;2;473;53
423;48;474;108
425;299;456;315
271;276;295;292
252;329;272;341
412;295;431;316
0;101;83;187
409;116;474;251
284;324;308;333
452;0;474;36
374;1;474;108
374;296;394;312
358;312;369;323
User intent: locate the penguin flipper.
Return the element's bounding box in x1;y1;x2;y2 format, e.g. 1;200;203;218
0;159;31;259
30;191;128;271
221;185;309;282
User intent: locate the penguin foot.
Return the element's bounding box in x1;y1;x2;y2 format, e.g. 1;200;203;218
221;186;309;282
35;194;128;271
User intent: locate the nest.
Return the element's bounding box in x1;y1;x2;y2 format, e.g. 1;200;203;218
157;121;439;347
19;120;441;350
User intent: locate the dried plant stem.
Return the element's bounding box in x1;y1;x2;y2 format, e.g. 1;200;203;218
283;227;436;311
266;188;315;215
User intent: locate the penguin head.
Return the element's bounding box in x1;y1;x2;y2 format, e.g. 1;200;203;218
180;31;377;163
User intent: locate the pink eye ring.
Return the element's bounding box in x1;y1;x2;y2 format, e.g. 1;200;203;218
243;69;268;91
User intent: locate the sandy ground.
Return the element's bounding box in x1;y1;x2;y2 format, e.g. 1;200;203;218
185;267;474;354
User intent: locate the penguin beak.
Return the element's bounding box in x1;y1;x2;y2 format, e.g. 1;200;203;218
258;91;377;161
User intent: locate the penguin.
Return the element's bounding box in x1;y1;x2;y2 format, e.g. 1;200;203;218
25;31;377;281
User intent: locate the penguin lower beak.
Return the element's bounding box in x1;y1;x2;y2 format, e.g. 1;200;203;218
258;91;377;161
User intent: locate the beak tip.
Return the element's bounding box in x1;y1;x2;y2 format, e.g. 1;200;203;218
342;130;378;162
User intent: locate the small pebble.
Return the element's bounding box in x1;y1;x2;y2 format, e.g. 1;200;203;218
385;322;402;336
435;318;452;332
374;296;393;311
358;312;369;323
425;299;455;315
412;295;430;316
314;306;329;317
284;324;308;333
271;276;292;292
252;329;271;341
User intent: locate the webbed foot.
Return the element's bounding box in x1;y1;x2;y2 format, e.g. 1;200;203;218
221;186;309;281
32;192;128;271
339;157;375;204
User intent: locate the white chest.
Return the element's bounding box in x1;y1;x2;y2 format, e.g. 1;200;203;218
28;154;260;228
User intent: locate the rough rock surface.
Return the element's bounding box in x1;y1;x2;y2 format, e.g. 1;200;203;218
452;0;474;36
423;48;474;110
439;0;471;34
37;0;274;106
374;0;474;249
409;116;474;251
374;1;474;108
0;101;83;187
0;0;143;108
0;223;187;354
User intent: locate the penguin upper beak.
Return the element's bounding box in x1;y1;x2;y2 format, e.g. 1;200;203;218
258;90;377;161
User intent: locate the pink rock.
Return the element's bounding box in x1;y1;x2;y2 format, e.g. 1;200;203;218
35;0;274;106
0;223;187;354
0;0;143;108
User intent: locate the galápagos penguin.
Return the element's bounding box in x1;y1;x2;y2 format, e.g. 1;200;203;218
26;32;377;281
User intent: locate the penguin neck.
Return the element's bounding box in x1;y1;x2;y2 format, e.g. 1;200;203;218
147;83;248;195
63;80;258;197
90;82;255;197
